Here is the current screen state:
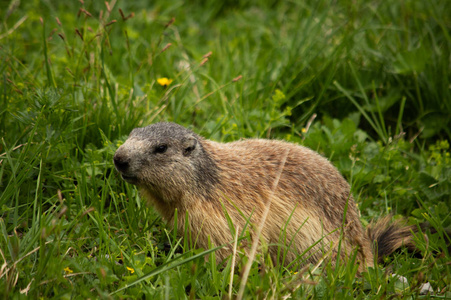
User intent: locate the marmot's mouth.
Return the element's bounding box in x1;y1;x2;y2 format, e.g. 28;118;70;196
121;174;138;184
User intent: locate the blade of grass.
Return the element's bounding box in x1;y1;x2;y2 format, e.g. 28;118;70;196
236;149;289;300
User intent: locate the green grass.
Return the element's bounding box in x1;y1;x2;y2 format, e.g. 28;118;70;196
1;0;450;298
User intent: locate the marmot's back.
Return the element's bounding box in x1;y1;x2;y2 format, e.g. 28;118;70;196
207;139;354;226
202;139;372;266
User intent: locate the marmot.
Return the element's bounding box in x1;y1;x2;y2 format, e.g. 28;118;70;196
113;122;415;270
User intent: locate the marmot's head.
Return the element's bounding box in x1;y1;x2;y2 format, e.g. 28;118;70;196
114;122;218;201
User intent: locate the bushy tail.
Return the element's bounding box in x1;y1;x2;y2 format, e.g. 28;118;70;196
366;216;418;263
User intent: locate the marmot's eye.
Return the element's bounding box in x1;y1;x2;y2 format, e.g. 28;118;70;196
155;144;168;154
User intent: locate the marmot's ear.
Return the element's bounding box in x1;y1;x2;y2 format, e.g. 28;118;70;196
182;135;197;156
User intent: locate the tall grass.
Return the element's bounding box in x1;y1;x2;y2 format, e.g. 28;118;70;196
1;0;450;298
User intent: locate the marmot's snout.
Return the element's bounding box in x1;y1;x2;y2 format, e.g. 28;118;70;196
114;149;139;184
113;152;129;172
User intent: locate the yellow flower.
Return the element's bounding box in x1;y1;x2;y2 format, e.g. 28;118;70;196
301;128;307;133
126;266;135;274
157;77;173;87
64;267;73;274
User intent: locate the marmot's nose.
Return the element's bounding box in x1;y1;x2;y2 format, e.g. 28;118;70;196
113;152;129;172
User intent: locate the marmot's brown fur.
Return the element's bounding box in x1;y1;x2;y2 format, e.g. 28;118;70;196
114;122;415;270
